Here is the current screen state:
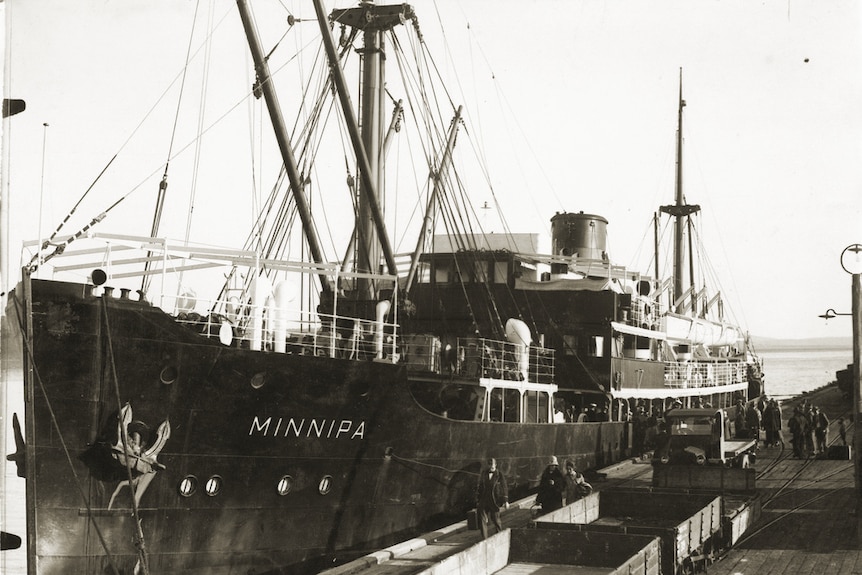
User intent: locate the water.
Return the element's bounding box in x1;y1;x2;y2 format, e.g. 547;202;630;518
758;347;852;401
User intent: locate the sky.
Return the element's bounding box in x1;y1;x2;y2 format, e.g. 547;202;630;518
2;0;861;341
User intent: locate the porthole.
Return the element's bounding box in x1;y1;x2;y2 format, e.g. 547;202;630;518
204;475;223;496
250;372;266;390
277;475;294;496
160;366;178;385
318;475;332;495
179;475;197;497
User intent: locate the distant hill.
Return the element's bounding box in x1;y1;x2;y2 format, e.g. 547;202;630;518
752;336;852;351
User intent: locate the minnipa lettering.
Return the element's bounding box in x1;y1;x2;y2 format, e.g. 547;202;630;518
249;416;365;439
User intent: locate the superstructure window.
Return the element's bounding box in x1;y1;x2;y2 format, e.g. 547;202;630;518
588;336;604;358
525;390;549;423
435;262;450;284
493;261;508;284
488;388;521;422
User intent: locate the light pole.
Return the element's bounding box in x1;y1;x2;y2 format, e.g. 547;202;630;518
819;308;852;320
839;244;862;534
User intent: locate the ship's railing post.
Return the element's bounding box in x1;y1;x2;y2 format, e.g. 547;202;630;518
160;237;167;310
331;269;338;359
392;286;398;362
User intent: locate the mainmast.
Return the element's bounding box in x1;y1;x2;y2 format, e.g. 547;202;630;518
316;0;408;300
660;68;699;314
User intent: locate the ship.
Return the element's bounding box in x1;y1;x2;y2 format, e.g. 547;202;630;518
2;1;763;573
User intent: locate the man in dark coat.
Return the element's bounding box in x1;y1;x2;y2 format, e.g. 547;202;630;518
745;402;762;446
475;457;509;538
789;407;809;458
762;398;783;447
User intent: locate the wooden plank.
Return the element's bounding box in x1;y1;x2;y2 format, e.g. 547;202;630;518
757;548;790;575
769;548;800;575
837;550;861;575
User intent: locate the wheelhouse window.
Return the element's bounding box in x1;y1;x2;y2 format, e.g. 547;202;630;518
493;261;509;284
488;388;521;422
435;262;451;284
525;390;550;423
415;262;431;284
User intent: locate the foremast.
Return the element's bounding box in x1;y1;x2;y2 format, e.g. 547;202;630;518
315;0;407;300
236;0;331;295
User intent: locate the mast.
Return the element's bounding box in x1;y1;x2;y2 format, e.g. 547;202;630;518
653;211;660;289
236;0;331;294
314;0;406;299
405;107;463;294
660;68;699;314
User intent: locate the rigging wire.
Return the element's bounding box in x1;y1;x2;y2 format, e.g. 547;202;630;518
37;123;48;259
35;5;235;264
143;0;205;294
391;17;536;335
184;0;216;248
10;293;122;575
102;298;151;575
35;18;320;271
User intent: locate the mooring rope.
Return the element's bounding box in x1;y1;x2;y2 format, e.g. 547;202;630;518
11;290;122;575
101;297;151;575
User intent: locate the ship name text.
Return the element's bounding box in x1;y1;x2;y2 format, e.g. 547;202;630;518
249;416;366;440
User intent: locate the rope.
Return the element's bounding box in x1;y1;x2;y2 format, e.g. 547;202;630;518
10;291;122;575
143;0;204;297
101;298;151;574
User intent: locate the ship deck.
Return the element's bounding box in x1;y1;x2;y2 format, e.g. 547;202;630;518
319;384;861;575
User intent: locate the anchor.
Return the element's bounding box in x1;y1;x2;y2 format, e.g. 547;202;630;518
107;403;171;509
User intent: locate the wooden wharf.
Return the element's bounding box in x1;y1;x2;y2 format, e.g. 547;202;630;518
319;384;859;575
708;383;860;575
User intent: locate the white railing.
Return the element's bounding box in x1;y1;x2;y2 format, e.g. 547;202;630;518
26;233;400;363
163;293;399;360
663;360;748;389
456;337;555;384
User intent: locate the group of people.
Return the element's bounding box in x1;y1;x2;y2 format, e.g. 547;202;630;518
733;396;784;447
474;395;843;539
474;456;592;538
738;395;845;459
553;401;608;423
788;400;834;458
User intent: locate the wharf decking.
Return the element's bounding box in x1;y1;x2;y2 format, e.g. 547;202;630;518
708;384;860;575
320;383;859;575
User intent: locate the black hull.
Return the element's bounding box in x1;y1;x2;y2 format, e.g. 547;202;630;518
8;279;626;574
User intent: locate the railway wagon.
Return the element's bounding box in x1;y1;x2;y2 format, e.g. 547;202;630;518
535;489;722;575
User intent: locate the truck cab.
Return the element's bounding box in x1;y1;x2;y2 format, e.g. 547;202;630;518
653;408;756;468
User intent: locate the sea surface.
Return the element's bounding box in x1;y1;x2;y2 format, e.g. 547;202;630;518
758;346;852;401
1;346;851;574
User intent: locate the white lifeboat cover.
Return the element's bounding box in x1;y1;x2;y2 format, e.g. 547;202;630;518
505;318;532;347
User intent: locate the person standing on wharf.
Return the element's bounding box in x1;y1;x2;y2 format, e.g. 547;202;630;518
475;457;509;538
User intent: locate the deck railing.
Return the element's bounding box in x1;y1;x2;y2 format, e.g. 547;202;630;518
456;337;555;384
159;293;399;361
664;360;748;389
26;233;400;363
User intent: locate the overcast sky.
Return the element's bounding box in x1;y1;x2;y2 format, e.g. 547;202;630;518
3;0;861;340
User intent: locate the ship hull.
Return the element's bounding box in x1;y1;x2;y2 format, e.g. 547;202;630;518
8;279;626;574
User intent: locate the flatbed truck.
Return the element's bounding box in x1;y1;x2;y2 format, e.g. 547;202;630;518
653;408;756;468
